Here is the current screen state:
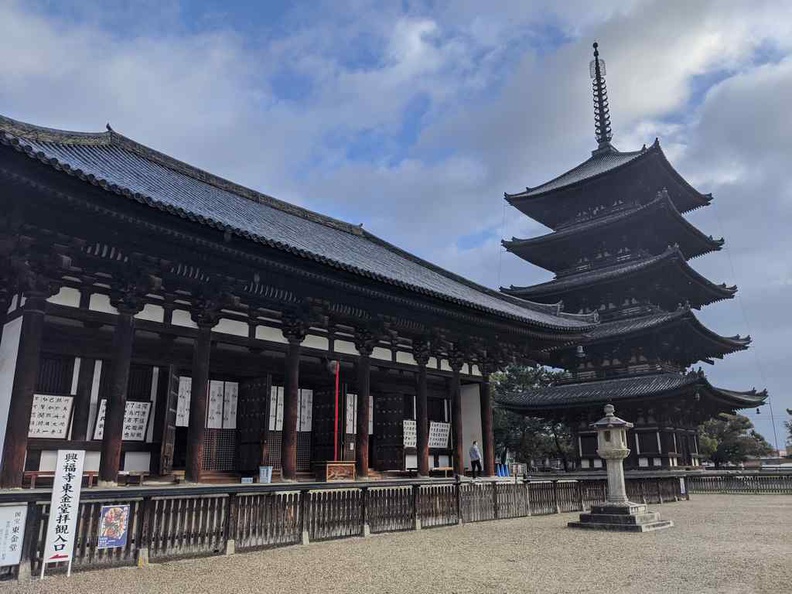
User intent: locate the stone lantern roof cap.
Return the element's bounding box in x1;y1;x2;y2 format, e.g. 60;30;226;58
591;404;634;430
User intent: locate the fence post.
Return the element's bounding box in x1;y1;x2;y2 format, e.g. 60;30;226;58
493;481;499;520
455;476;463;525
413;484;421;531
361;487;370;537
576;481;584;512
524;479;532;517
656;478;664;504
16;501;38;581
224;494;237;556
136;496;152;568
300;490;310;545
553;480;561;514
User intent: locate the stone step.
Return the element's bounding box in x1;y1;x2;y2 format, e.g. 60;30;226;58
568;520;673;533
578;512;661;525
590;503;647;515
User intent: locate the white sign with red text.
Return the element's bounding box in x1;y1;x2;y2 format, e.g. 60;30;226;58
41;450;85;576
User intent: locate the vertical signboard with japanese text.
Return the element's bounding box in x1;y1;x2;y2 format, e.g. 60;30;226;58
41;450;85;576
0;505;27;567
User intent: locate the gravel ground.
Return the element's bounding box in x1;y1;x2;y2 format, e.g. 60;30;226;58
4;495;791;594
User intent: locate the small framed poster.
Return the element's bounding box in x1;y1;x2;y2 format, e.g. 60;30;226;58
97;505;130;549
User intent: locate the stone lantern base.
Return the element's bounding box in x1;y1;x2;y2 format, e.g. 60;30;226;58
568;502;673;532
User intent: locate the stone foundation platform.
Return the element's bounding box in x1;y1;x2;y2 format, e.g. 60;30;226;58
568;502;673;532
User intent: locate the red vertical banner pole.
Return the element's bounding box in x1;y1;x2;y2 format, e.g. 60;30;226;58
333;361;340;461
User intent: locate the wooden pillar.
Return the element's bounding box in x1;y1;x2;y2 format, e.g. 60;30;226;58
0;295;48;488
281;334;303;481
98;309;138;485
355;352;371;479
185;322;214;483
449;359;464;476
479;370;495;478
415;356;430;477
70;358;96;441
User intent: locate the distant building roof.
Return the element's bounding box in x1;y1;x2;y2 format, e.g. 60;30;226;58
495;370;768;411
0;114;596;331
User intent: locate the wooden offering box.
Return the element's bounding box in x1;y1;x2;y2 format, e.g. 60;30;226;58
314;461;356;482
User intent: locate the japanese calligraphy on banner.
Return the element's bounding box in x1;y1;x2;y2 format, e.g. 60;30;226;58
175;376;192;427
403;420;417;448
222;382;238;430
97;505;130;550
92;400;152;441
28;394;74;439
42;450;85;574
207;381;225;429
0;504;27;567
178;378;238;430
428;422;451;449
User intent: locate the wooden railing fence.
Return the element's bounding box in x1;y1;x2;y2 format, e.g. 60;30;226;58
1;474;687;579
686;473;792;495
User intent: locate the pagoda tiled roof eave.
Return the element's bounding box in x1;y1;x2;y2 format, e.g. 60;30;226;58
504;139;712;213
501;246;738;305
494;371;768;412
563;308;751;359
502;192;724;270
0;113;596;333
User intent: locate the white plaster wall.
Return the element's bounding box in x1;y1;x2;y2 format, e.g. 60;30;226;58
255;325;287;344
123;452;151;472
470;365;482;377
171;309;198;329
0;317;22;468
89;293;118;315
87;360;103;439
334;340;357;355
215;318;248;337
135;303;165;323
460;383;482;469
439;359;452;372
396;352;416;366
303;334;329;351
371;347;391;361
47;287;81;308
40;451;101;472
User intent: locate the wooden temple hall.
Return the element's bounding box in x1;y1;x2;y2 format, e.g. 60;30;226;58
0;113;599;488
495;44;768;469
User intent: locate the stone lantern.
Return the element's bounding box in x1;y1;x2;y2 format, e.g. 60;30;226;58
568;404;672;532
594;404;632;505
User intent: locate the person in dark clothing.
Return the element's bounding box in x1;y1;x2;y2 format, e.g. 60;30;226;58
469;440;483;479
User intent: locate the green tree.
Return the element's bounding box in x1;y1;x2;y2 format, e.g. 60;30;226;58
492;365;573;470
698;413;774;467
786;409;792;456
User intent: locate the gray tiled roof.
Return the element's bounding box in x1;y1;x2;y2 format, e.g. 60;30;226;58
504;246;737;303
0;114;596;330
511;144;646;198
503;190;723;263
495;371;768;410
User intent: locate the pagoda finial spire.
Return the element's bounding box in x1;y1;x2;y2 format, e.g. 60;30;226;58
590;42;613;151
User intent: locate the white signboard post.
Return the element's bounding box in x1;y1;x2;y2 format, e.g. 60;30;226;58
0;504;27;567
41;450;85;578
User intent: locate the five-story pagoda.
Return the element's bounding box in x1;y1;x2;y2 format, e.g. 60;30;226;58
495;43;767;470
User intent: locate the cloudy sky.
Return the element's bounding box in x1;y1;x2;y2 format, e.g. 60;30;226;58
2;0;790;447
